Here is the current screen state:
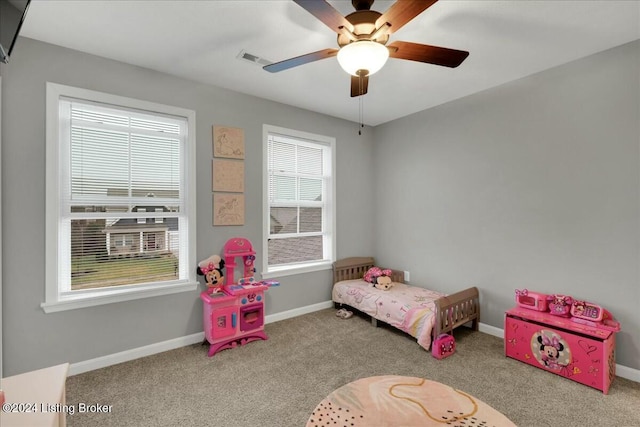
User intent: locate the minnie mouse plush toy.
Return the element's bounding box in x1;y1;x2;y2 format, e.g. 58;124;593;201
197;254;225;294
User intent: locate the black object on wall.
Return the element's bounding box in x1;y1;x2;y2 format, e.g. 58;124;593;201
0;0;31;64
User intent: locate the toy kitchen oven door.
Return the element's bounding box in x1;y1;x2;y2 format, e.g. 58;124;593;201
231;289;265;335
200;238;269;357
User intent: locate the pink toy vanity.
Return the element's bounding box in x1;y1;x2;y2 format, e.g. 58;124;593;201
200;238;277;357
505;306;617;394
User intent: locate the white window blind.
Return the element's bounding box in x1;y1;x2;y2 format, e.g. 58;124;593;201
44;83;196;312
59;98;186;292
264;126;335;274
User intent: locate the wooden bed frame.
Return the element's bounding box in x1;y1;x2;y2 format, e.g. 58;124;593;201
333;257;480;338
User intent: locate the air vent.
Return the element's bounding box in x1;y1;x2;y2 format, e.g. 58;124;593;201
237;50;273;67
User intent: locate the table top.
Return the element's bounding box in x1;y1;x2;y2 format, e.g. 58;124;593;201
1;363;69;427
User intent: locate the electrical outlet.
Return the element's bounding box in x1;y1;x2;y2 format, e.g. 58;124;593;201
404;270;410;282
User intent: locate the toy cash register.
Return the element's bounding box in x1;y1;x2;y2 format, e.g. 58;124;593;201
570;300;620;331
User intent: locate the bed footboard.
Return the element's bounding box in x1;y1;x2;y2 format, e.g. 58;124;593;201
433;287;480;337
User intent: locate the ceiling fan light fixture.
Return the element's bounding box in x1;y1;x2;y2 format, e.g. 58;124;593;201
337;40;389;76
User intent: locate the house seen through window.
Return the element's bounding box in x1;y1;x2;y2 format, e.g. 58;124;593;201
263;125;336;276
44;83;196;311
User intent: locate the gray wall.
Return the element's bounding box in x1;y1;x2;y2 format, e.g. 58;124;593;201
373;40;640;369
0;38;375;376
2;36;639;376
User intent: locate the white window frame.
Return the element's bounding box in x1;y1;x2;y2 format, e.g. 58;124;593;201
0;75;3;377
42;83;197;313
262;124;336;278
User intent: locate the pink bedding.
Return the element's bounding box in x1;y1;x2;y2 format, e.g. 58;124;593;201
332;279;445;351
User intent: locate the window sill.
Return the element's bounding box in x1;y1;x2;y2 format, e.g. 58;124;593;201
261;261;332;279
41;281;198;313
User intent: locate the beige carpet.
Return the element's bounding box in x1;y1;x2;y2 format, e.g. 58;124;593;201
65;308;640;427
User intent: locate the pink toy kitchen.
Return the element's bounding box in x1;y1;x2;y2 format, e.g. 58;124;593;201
200;237;278;357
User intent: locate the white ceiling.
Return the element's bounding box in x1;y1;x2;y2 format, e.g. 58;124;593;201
20;0;640;126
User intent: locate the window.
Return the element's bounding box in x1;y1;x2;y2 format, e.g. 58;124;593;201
155;208;164;224
43;83;197;312
137;208;146;224
263;125;335;277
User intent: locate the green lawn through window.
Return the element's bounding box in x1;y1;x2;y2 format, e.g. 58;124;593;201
71;254;178;290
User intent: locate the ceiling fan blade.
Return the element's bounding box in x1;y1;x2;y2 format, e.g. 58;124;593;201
350;73;369;97
263;48;339;73
293;0;355;34
376;0;438;34
388;41;469;68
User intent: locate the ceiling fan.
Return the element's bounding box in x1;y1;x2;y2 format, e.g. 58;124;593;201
263;0;469;97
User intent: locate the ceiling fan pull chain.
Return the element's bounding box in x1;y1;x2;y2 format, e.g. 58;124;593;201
358;73;365;135
358;91;363;135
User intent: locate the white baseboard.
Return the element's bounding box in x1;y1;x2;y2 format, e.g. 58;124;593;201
479;322;504;338
265;300;334;324
70;305;639;384
69;300;334;376
69;332;205;376
615;364;640;383
478;322;640;383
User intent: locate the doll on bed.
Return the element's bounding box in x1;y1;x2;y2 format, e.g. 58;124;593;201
364;267;395;291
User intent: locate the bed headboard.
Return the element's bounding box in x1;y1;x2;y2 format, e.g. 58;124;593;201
333;257;404;284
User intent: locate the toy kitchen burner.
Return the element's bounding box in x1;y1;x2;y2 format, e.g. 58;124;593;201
200;237;278;357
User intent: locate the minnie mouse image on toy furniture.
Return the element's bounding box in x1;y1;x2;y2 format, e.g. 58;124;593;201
506;289;621;393
196;254;225;294
534;331;570;371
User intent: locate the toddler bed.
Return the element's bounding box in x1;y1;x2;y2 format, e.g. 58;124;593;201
332;257;480;351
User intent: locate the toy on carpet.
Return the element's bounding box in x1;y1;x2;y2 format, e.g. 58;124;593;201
432;333;456;359
200;237;278;357
196;254;225;294
336;308;353;319
363;266;395;290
